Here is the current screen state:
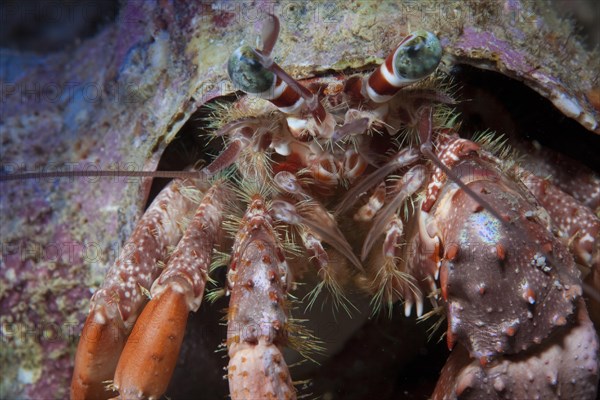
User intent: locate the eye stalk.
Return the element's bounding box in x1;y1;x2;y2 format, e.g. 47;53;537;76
361;30;443;103
227;45;275;96
393;30;442;81
225;14;335;137
227;45;305;113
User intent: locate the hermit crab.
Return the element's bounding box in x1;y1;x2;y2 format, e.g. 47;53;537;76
1;1;599;399
67;11;599;400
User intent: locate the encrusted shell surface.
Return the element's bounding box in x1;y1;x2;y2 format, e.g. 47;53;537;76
0;0;598;397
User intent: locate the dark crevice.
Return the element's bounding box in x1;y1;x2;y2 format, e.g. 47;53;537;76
143;97;235;209
452;64;600;173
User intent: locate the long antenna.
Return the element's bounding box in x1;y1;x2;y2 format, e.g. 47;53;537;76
0;169;204;182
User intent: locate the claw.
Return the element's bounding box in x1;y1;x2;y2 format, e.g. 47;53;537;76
425;153;583;360
433;300;599;400
113;285;190;399
71;305;126;400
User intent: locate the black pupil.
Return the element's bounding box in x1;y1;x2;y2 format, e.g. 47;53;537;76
244;54;261;71
406;40;423;57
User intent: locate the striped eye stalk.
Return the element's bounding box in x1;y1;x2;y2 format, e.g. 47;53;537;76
227;45;304;114
366;30;442;103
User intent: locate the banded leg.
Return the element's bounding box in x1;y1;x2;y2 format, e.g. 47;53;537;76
71;178;204;400
112;181;232;399
227;195;296;400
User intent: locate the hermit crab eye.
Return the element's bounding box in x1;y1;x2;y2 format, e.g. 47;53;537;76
393;30;442;81
227;45;275;94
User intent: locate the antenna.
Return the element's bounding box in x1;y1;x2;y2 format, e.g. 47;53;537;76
0;169;203;182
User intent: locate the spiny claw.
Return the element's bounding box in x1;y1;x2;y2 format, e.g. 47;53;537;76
432;299;599;400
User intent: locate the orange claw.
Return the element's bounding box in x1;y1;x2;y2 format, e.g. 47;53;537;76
71;306;127;400
113;283;190;399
